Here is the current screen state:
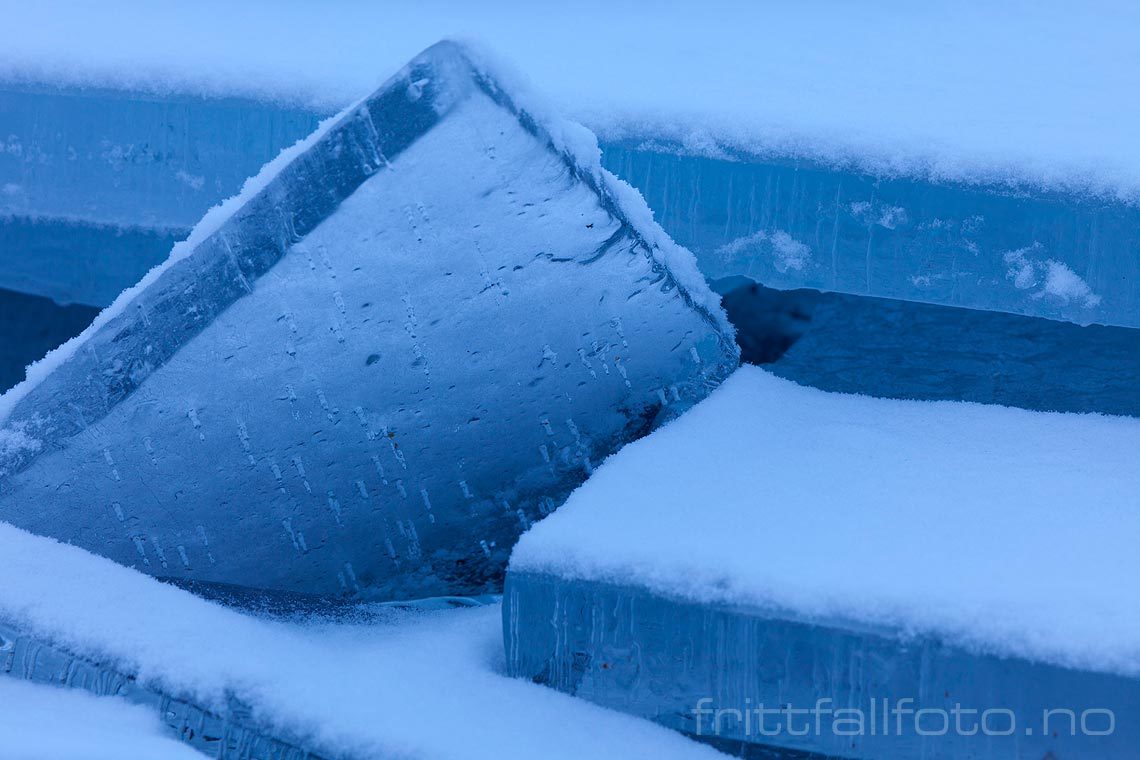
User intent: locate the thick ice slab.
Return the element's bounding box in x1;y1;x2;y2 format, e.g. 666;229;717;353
506;367;1140;757
0;42;737;601
0;523;724;760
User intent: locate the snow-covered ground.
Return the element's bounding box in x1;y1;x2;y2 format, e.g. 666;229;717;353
0;523;724;759
2;1;1139;198
0;678;202;760
512;366;1140;678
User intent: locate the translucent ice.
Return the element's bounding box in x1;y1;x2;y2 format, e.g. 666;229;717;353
0;42;737;602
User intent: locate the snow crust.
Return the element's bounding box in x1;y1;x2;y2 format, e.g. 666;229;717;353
0;678;202;760
0;522;723;759
2;1;1139;199
511;366;1140;677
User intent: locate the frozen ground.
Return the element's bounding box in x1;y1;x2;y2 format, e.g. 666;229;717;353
0;522;724;759
512;366;1140;677
2;1;1139;199
0;678;202;760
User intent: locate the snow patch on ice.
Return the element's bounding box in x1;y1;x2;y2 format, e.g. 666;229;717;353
173;169;205;191
1041;260;1102;307
1004;244;1101;308
715;230;811;273
715;231;768;259
511;366;1140;677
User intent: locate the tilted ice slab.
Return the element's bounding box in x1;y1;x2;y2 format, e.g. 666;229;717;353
0;41;737;601
506;367;1140;758
0;522;725;760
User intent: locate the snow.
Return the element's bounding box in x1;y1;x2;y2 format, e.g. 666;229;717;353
0;107;342;429
0;678;202;760
2;1;1138;200
0;521;724;759
510;366;1140;678
1004;244;1103;308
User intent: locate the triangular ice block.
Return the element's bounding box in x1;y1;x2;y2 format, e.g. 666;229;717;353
0;42;737;601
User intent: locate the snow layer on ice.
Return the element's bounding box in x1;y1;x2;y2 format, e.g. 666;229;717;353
0;678;202;760
511;366;1140;677
1;1;1138;199
0;522;723;759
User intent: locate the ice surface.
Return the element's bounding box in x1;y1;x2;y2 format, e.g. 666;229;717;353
510;367;1140;676
5;3;1140;333
0;522;724;760
0;42;737;601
